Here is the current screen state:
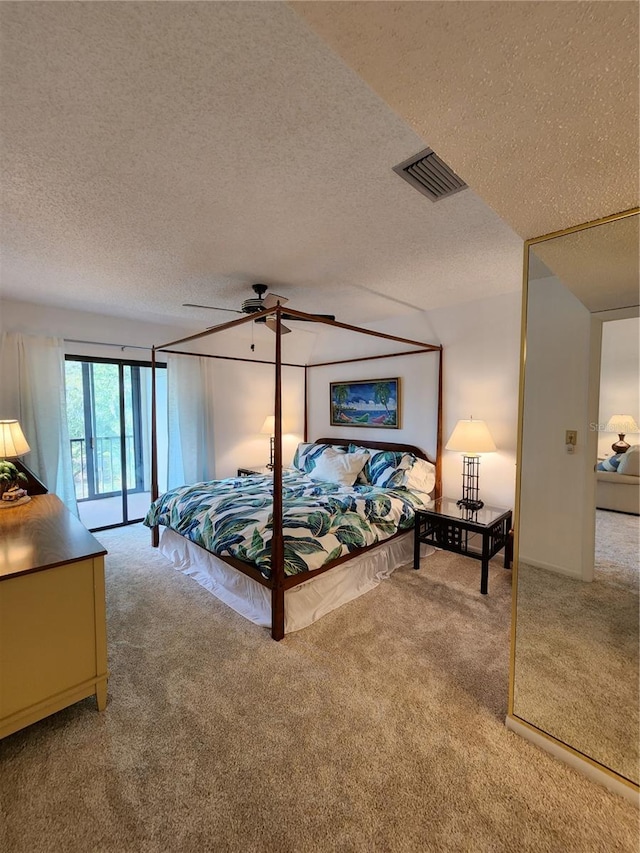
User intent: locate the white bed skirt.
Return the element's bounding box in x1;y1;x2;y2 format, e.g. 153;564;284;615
158;527;434;634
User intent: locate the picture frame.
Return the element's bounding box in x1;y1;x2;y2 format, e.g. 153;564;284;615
330;378;401;429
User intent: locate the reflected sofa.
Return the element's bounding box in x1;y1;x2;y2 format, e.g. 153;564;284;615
596;445;640;515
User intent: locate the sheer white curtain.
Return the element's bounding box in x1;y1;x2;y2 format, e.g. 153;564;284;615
167;353;215;488
0;332;77;514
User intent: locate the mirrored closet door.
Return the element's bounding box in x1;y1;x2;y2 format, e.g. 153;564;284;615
509;208;639;793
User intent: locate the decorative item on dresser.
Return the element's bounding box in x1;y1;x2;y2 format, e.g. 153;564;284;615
445;417;496;509
0;494;108;738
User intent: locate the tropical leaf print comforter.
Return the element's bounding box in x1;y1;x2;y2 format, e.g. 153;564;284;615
144;470;431;579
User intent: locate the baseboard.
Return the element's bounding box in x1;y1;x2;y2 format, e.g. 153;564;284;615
517;555;582;579
596;506;640;516
506;715;639;806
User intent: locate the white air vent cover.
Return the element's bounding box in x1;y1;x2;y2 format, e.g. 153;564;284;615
393;148;467;202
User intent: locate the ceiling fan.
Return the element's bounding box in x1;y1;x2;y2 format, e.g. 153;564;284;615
183;284;335;334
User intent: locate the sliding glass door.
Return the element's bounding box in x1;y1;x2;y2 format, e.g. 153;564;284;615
65;356;166;530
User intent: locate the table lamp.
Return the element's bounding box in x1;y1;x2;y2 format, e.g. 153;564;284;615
260;415;276;470
445;417;496;509
605;414;639;454
0;419;31;505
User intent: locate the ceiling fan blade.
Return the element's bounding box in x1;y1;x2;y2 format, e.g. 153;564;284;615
183;302;244;314
265;316;292;334
280;312;335;322
263;293;289;309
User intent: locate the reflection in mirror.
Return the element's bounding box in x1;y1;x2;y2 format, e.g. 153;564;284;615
513;211;639;787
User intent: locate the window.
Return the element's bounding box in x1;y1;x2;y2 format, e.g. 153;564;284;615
64;356;166;530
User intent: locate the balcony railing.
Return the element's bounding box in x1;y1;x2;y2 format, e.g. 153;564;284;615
70;435;139;500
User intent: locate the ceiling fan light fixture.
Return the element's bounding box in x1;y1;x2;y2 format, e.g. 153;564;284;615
241;297;266;313
184;283;328;333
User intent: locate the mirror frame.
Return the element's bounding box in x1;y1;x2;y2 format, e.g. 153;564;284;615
507;206;640;804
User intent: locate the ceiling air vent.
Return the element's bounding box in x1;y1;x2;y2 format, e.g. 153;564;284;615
393;148;467;202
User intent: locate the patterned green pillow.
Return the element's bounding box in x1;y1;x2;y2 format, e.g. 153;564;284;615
349;444;416;487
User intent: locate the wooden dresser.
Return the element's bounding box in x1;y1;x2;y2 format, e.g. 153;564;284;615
0;494;108;738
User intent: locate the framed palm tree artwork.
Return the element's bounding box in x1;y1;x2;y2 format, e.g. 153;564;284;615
330;378;401;429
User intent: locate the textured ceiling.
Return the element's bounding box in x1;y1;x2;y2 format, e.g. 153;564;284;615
1;2;637;330
293;1;640;239
530;213;639;314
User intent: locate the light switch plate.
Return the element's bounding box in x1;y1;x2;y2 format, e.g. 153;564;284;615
565;430;577;446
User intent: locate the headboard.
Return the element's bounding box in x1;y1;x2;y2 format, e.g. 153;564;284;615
314;437;434;466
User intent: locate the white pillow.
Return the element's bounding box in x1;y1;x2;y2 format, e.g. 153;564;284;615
307;449;370;486
292;442;347;473
617;445;640;477
401;458;436;495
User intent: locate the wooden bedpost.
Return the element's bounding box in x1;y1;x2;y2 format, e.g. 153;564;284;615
271;306;285;640
303;365;308;443
435;347;443;501
151;346;159;547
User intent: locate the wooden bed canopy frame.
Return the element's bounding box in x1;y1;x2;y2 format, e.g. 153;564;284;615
149;303;443;640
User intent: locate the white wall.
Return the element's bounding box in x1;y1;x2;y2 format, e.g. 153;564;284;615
1;298;198;361
0;298;306;478
428;291;521;508
212;360;304;478
306;292;522;509
307;353;440;459
518;277;594;578
2;293;523;501
597;317;640;458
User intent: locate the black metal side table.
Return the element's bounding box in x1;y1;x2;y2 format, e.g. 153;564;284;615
237;466;273;477
413;497;512;594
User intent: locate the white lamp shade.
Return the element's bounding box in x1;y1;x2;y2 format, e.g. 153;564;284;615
0;420;31;457
260;415;276;435
605;414;639;434
445;418;496;454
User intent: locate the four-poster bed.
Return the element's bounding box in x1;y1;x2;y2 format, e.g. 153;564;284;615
147;304;443;640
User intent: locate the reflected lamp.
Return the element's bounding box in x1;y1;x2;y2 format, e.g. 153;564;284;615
445;417;496;510
605;414;639;454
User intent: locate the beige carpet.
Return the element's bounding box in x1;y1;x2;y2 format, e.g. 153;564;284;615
513;510;639;783
0;524;638;852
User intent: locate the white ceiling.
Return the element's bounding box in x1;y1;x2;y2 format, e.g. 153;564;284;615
1;2;637;330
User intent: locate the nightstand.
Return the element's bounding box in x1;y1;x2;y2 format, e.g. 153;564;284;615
237;466;273;477
413;497;512;594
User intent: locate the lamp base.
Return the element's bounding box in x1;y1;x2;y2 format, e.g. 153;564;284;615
457;497;484;510
611;435;630;454
458;455;484;511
